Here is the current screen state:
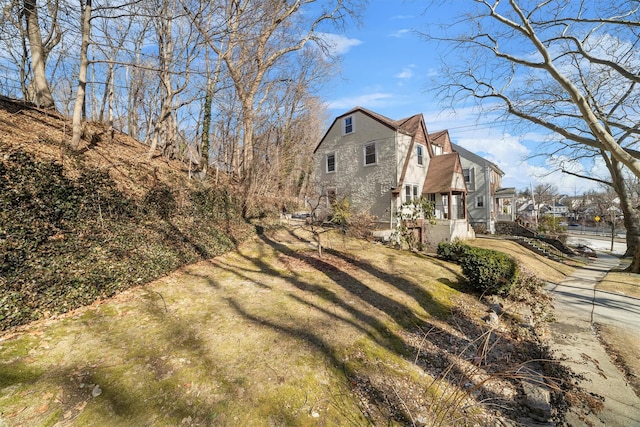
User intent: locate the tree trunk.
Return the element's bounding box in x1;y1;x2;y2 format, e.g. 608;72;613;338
70;0;92;149
23;0;55;109
200;77;213;173
610;159;640;272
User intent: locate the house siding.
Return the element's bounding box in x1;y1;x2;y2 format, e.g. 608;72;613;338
314;111;398;224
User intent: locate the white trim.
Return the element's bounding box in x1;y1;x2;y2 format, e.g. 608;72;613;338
363;142;377;166
416;144;425;166
342;115;354;135
325;152;336;173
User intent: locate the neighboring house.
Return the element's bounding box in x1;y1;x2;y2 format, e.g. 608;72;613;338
543;203;569;218
312;107;473;243
450;142;516;234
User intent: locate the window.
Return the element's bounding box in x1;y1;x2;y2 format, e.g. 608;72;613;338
343;116;354;134
326;152;336;173
416;145;424;166
476;195;484;208
433;145;442;155
463;168;471;183
404;184;419;203
364;142;377;165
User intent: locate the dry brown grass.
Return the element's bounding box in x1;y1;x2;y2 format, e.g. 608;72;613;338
0;95;209;201
465;236;575;284
598;270;640;299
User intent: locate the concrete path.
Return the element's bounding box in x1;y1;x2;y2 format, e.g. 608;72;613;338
547;253;640;426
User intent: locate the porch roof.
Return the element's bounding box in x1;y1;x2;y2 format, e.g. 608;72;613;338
422;152;467;194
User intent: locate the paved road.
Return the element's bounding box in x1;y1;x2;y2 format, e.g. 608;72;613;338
548;253;640;426
566;235;627;256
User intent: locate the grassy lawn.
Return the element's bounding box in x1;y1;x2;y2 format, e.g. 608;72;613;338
0;229;584;426
0;227;486;426
465;237;575;283
598;268;640;299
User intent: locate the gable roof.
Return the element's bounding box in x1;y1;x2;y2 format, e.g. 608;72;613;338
428;130;454;153
313;106;424;153
451;142;504;176
422;152;467;194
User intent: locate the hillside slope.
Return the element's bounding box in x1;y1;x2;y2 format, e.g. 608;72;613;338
0;96;251;330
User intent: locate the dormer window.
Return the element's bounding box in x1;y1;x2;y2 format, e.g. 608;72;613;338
433;144;442;155
417;145;424;166
343;116;354;134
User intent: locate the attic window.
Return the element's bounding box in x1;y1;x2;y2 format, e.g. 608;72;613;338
343;116;354;134
433;145;442;155
417;145;424;166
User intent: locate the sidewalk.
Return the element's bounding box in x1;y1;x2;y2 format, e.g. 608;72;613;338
547;253;640;426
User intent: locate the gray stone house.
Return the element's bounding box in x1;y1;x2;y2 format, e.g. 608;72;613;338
312;107;474;243
450;141;516;234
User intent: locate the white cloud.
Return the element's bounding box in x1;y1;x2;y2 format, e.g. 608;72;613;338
314;32;362;55
420;108;607;194
395;65;415;80
390;29;411;38
326;92;394;110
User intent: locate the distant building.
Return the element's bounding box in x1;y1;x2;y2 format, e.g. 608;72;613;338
451;142;516;234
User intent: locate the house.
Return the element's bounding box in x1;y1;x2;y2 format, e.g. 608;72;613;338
450;142;516;234
312;107;473;244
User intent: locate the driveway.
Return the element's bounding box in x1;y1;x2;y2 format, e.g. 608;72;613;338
547;253;640;426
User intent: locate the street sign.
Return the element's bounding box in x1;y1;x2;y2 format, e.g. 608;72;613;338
595;215;601;222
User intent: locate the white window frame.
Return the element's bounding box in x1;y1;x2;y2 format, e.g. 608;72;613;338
404;184;419;203
326;152;336;173
363;142;377;166
476;195;484;208
343;116;354;135
416;144;424;166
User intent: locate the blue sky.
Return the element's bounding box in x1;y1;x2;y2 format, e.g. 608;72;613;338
320;1;607;196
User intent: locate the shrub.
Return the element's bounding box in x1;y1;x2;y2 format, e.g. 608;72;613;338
329;196;351;226
460;247;518;295
437;239;470;262
346;212;377;240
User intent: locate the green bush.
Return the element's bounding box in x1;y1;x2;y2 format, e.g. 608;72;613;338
437;239;470;262
460;247;518;295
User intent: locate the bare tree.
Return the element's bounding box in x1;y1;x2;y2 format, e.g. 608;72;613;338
70;0;92;148
424;0;640;271
1;0;61;107
187;0;361;216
